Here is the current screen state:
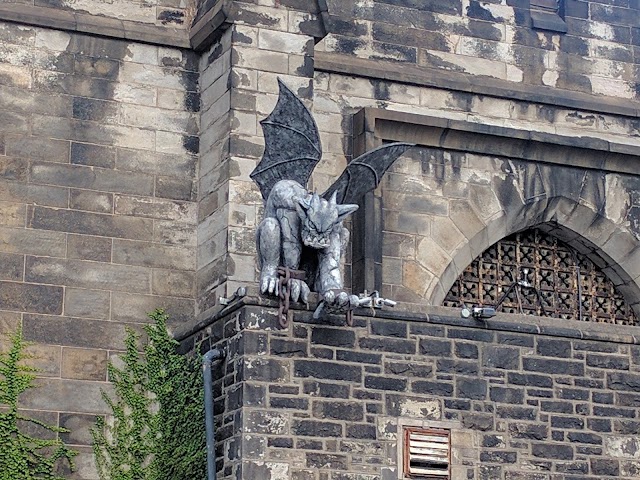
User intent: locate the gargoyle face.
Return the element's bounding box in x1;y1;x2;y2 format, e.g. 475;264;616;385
296;192;358;249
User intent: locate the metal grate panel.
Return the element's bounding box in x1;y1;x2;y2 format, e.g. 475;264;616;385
404;428;450;479
444;228;638;326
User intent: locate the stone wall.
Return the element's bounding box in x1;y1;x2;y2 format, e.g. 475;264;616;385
318;0;640;100
0;20;198;478
179;302;640;480
22;0;190;28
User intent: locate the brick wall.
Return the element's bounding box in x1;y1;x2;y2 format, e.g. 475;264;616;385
0;21;198;478
181;302;640;480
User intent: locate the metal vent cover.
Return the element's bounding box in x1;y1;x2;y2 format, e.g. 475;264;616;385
403;427;450;479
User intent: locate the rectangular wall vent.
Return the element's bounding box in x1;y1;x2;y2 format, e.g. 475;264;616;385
403;427;450;479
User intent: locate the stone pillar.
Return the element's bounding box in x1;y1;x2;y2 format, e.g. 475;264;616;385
196;0;326;318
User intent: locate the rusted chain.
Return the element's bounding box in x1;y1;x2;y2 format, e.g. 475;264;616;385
277;267;306;328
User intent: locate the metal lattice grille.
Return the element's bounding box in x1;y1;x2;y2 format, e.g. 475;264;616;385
444;229;638;326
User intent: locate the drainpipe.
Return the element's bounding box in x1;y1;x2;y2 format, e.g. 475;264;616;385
203;348;225;480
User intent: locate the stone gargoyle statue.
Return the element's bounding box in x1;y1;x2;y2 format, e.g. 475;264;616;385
251;80;412;319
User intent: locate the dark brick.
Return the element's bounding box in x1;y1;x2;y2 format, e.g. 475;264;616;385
591;459;620;476
483;346;520;369
587;418;611;432
523;357;584;376
371;319;407;337
269;438;293;448
448;328;494;342
496;333;534;347
303;381;349;399
412;381;453;397
462;412;493;431
551;416;584;429
313;401;363;421
557;388;589;401
541;400;573;414
384;361;432;378
496;406;537;421
613;420;640;434
293;420;342;437
244;358;288;382
436;359;478;375
336;350;382;364
346;423;376;439
532;443;573;460
617;392;640;407
509;423;547;440
482;434;504;448
445;399;471;411
306;453;347;470
269;385;298;395
507;373;552;388
294;360;361;382
587;354;630;370
359;337;415;354
311;327;355;348
594;405;636;418
555;461;588;475
270;397;308;410
455;342;479;359
457;377;487;400
365;375;407;391
536;338;571;358
271;338;307;357
297;439;322;450
419;338;452;356
608;371;640;391
567;432;602;445
490;387;524;404
480;451;516;463
409;323;445;336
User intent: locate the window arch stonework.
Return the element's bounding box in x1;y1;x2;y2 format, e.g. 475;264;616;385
444;228;638;326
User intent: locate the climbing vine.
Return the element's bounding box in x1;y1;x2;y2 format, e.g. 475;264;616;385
0;326;77;480
91;309;207;480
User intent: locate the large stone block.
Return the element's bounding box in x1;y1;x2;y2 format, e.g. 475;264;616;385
28;206;153;240
61;347;108;381
0;281;63;315
26;256;151;294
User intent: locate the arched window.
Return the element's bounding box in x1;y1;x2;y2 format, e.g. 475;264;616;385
444;228;638;326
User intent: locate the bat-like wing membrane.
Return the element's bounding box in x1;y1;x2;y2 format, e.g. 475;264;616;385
323;143;413;204
250;80;322;200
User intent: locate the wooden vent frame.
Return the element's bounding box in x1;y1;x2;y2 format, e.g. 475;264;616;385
403;427;450;479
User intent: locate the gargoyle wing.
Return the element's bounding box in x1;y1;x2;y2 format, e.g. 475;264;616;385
322;143;413;204
250;79;322;201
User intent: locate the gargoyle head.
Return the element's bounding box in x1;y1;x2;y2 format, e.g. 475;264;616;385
296;192;358;249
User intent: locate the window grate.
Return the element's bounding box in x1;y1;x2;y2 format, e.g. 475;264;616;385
404;428;450;479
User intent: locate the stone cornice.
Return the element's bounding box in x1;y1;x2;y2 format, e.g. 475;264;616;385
0;3;190;48
316;51;640;120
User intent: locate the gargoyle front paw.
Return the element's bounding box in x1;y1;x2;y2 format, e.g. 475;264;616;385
260;267;279;296
323;290;360;312
289;279;311;304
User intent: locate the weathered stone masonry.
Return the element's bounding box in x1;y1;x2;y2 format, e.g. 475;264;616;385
1;0;640;479
178;301;640;480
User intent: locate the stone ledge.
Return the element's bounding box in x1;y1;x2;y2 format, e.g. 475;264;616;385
174;295;640;346
0;3;189;48
316;51;640;119
355;107;640;175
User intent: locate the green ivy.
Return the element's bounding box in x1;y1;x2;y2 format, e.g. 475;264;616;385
91;309;207;480
0;326;77;480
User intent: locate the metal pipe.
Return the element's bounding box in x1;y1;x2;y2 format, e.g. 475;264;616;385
203;348;225;480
